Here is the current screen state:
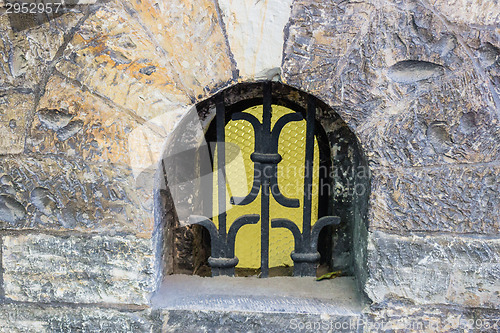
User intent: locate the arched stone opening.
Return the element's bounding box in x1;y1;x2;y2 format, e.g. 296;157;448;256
155;82;370;291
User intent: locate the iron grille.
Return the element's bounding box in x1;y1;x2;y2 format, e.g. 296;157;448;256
189;82;341;277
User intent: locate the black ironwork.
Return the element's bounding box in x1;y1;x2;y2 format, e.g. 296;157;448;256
189;82;341;277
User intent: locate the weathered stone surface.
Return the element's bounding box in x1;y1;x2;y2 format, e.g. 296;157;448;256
365;301;476;332
365;231;500;309
427;0;500;26
0;194;26;226
0;91;34;154
56;1;190;120
0;303;152;333
27;75;141;165
157;309;362;333
0;11;83;89
3;233;155;304
218;0;293;80
122;0;235;99
0;156;154;235
369;164;500;234
282;0;499;167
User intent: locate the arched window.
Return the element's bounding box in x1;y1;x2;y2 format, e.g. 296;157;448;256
160;82;369;281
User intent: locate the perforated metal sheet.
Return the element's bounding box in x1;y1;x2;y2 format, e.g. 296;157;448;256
214;105;319;269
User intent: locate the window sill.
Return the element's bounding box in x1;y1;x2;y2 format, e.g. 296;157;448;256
152;274;365;314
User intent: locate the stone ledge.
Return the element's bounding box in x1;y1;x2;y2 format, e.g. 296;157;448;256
152;275;366;333
152;275;365;314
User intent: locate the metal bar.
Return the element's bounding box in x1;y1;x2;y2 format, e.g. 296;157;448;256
261;178;270;277
216;93;227;245
302;95;316;247
262;82;272;152
260;82;272;277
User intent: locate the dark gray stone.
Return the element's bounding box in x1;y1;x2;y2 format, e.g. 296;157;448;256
426;121;451;153
478;42;500;68
282;0;499;167
364;300;476;332
139;65;157;75
0;194;26;226
30;187;58;216
56;120;84;141
387;60;444;83
37;108;74;131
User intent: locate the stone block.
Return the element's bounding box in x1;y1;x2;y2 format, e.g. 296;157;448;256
0;11;83;90
157;309;362;333
2;233;155;304
0;90;34;154
429;0;500;26
0;156;154;235
55;1;191;120
121;0;234;99
365;231;500;309
0;303;152;333
364;301;476;332
369;164;500;234
27;75;141;165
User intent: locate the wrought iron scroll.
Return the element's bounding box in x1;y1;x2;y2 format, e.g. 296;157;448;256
188;83;341;277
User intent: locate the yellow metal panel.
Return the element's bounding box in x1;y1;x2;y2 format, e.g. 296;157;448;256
214;105;319;269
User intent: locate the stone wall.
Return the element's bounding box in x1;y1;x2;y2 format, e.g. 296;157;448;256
0;0;498;331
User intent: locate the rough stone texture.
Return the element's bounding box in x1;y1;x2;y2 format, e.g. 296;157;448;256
370;164;500;234
365;231;500;309
365;301;475;332
0;156;154;235
218;0;293;80
424;0;500;26
365;301;500;332
2;233;155;304
282;0;500;168
55;0;191;121
0;303;152;333
0;11;84;90
0;0;498;328
117;0;235;100
27;75;140;165
156;309;363;333
0;90;34;154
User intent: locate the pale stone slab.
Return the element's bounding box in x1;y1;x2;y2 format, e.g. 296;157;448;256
152;275;365;314
2;233;155;304
218;0;294;80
